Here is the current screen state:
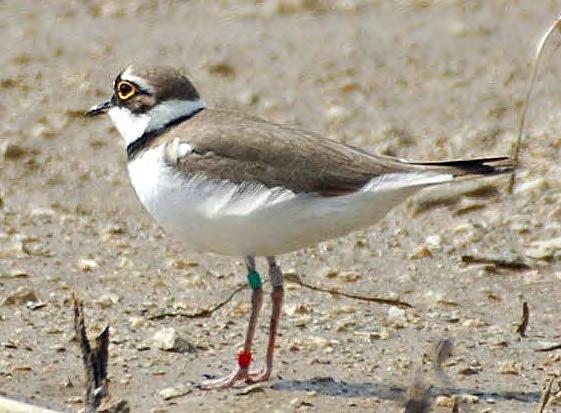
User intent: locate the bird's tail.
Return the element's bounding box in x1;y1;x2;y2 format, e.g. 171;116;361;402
363;156;514;193
404;156;515;178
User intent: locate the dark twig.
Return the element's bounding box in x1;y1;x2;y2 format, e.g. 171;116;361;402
536;343;561;353
73;295;129;413
150;271;411;321
516;301;530;337
451;397;459;413
148;283;247;320
461;253;530;270
404;369;431;413
404;338;455;413
284;273;412;309
434;338;454;369
536;374;557;413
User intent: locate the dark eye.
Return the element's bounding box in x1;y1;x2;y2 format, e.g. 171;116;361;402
117;81;136;100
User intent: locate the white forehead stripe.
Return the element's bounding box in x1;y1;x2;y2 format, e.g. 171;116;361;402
121;65;155;94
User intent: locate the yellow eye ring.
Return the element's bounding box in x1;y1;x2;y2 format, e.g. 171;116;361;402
116;81;136;100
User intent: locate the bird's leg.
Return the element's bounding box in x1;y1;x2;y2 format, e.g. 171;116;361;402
247;256;284;382
200;256;263;389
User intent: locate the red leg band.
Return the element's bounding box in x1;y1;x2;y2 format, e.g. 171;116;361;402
237;350;251;369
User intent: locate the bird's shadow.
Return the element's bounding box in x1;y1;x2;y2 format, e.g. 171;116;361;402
270;376;540;403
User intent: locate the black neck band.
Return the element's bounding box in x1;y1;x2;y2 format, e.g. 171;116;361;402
126;107;205;161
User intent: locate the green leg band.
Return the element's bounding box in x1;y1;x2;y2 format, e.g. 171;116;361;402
247;270;262;290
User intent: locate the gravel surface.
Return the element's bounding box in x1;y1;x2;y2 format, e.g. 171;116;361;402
2;1;561;412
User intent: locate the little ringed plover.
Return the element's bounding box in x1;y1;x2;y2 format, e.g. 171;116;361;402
86;64;514;389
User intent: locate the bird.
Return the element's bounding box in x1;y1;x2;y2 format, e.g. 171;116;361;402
86;64;514;389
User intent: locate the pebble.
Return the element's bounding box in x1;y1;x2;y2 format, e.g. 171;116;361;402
435;395;455;407
514;176;548;196
1;287;39;306
498;362;520;375
78;258;99;272
525;237;561;260
0;269;29;279
159;384;193;400
408;179;498;216
129;316;145;330
1;142;27;160
387;307;407;322
95;294;121;309
459;394;480;404
152;327;194;353
25;301;46;311
325;105;351;123
235;383;266;396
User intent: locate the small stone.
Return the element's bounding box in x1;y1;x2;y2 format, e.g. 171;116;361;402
387;307;407;322
152;327;194;353
322;268;339;278
2;143;27;160
167;258;199;269
95;294;121;309
235;383;266;396
2;287;39;306
458;366;480;376
325;105;351;122
435;395;455;407
425;235;442;252
462;318;488;328
78;258;99;272
498;362;520;375
285;303;311;316
0;269;29;279
159;384;192;400
26;301;46;311
340;271;361;282
129;316;145;330
30;207;55;218
525;237;561;260
409;179;498;216
514;177;548;196
97;399;130;413
408;244;432;259
459;394;479;404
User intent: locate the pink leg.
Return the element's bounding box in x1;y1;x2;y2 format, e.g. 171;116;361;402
247;257;284;383
201;257;263;390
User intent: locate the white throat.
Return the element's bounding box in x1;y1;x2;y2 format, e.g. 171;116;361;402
108;99;206;146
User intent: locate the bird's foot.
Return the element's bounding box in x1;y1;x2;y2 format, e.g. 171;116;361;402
200;368;250;390
245;367;272;384
200;367;271;390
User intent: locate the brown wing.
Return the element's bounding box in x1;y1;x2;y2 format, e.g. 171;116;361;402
161;108;513;196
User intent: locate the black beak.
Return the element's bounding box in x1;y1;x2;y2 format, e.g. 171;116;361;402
85;98;113;117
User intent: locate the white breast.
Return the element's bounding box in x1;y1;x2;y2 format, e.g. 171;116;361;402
127;146;451;257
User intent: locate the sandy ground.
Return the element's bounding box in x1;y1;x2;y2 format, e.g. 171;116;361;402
3;1;561;412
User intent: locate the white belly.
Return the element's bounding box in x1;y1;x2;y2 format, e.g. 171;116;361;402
127;147;451;257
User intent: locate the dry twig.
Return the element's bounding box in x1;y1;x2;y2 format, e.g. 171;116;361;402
404;369;431;413
403;338;455;413
150;272;412;320
536;343;561;353
536;375;557;413
510;13;561;192
148;283;247;320
73;296;129;413
284;272;412;308
516;301;530;337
